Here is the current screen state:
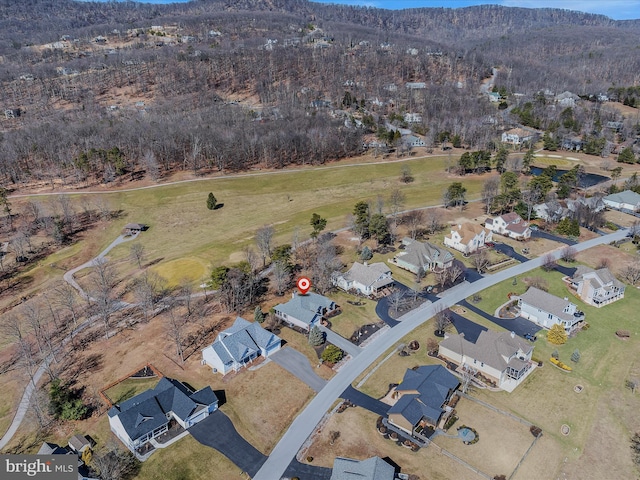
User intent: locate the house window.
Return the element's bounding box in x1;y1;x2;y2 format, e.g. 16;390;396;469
481;362;484;367
548;313;553;320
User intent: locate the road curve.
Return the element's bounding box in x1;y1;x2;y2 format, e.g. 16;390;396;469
253;229;628;480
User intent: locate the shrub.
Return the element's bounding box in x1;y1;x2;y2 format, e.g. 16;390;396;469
571;349;581;363
306;456;313;463
551;350;559;359
548;324;568;345
321;345;344;363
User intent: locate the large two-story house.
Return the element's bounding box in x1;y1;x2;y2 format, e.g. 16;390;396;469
386;365;459;439
444;223;493;255
332;262;394;296
517;287;585;332
570;266;625;307
391;238;454;274
331;456;408;480
108;378;218;455
273;291;338;332
201;317;282;375
485;212;531;240
438;330;534;392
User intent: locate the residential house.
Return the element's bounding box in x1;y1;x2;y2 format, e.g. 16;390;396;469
333;262;394;296
108;377;218;454
392;238;454;274
331;456;407;480
570;266;625;307
361;134;388;150
405;82;426;90
607;121;624;132
406;47;419;56
485;212;531;240
501;128;535;146
273;291;338;331
566;195;605;215
444;223;493;254
561;136;584;151
555;91;579;108
603;190;640;212
533;200;568;223
488;91;501;103
383;83;397;92
68;434;92;455
202;317;281;375
438;330;534;391
517;287;585;332
403;112;422;123
4;108;21;119
387;365;459;438
37;440;98;480
401;134;425;148
122;223;147;235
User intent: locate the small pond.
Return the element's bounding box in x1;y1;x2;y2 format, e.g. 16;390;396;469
529;167;609;188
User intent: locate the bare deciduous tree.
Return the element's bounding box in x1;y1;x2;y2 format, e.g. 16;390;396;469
90;257;118;339
255;225;274;267
388;188;406;229
129;243;145;269
434;303;452;333
388;289;406;315
560;246;577;262
620;263;640;285
472;249;490;273
403;210;424;240
541;253;557;272
425;209;442;234
164;300;186;364
482;176;500;214
272;260;291;296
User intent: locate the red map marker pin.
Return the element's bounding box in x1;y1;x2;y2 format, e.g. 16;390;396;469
297;277;311;295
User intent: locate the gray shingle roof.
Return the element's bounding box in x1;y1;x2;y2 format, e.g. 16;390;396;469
440;330;532;373
207;317;280;365
331;456;396;480
517;287;578;322
398;238;454;270
340;262;392;289
108;378;217;442
604;190;640;206
274;292;334;326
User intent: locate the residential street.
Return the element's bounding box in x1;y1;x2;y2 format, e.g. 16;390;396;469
253;228;629;480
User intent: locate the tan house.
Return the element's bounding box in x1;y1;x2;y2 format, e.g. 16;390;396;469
444;223;493;254
438;330;534;392
501;128;535;146
570;266;625;307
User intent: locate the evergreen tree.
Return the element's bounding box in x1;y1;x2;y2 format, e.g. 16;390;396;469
522;147;535;173
618;146;637;164
353;201;370;239
321;345;344;363
254;306;264;323
369;213;390;245
310;213;327;238
360;246;373;261
206;192;217;210
571;349;581;363
308;325;325;346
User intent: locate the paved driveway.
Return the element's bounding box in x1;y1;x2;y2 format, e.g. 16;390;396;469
531;229;577;245
459;300;541;338
448;310;487;343
284;460;332;480
318;325;362;357
341;385;389;416
270;347;327;392
189;410;266;477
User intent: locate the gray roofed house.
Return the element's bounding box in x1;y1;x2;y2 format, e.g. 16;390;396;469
517;287;585;332
108;377;218;456
122;223;147;234
391;238;454;274
438;330;534;392
37;440;99;480
68;434;91;454
332;262;394;296
38;441;71;455
570;266;625;307
387;365;459;438
485;212;531;240
331;456;404;480
603;190;640;212
273;291;338;331
201;317;281;375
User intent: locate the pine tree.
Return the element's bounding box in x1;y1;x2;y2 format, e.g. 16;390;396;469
547;324;568;345
206;192;217;210
571;349;581;363
360;246;373;261
308;325;325;346
254;306;264;323
321;344;344;363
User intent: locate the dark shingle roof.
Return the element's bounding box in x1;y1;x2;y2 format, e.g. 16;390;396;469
331;456;396;480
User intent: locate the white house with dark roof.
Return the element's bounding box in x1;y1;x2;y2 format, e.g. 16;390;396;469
108;377;218;455
485;212;531;240
444;223;493;254
438;330;534;392
273;291;338;331
333;262;394;296
391;238;454;274
501;128;535;146
603;190;640;212
202;317;281;375
387;365;459;437
570;266;625;307
331;456;405;480
517;287;585;332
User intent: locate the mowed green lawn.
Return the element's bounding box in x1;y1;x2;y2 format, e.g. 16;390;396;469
28;157;485;285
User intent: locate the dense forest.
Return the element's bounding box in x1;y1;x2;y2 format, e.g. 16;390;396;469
1;0;639;188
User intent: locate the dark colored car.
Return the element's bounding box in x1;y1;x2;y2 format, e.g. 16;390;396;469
524;333;537;342
485;242;495;248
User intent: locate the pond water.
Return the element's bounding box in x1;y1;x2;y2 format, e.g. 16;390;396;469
529;167;609;188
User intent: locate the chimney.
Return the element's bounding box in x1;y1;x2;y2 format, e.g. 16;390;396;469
364;261;368;266
564;297;568;301
510;331;515;338
458;224;462;229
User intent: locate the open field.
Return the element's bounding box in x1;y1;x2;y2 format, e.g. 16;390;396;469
102;376;161;405
325;291;380;339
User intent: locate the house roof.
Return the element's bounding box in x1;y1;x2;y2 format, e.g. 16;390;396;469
398;238;454;269
448;223;488;244
108;378;217;443
389;365;459;426
274;292;334;326
504;128;533;138
440;330;532;373
517;287;578;322
38;442;70;455
205;317;281;366
572;266;624;290
68;434;91;452
603;190;640;206
124;223;146;230
339;262;393;289
331;456;396;480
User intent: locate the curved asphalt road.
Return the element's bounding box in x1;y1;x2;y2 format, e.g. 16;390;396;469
254;228;629;480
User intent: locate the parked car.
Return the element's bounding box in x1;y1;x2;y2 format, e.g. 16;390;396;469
485;242;495;248
529;225;539;231
524;333;537;342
